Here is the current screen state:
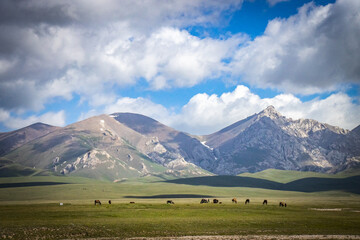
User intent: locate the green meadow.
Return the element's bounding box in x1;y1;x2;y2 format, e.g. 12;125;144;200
1;169;360;239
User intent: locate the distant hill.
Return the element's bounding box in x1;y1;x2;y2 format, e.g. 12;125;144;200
238;169;358;183
0;106;359;180
165;170;360;194
0;123;58;157
1;114;210;181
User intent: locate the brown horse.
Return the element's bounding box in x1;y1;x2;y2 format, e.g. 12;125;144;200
279;202;287;207
130;202;135;204
94;200;101;205
213;199;219;204
263;200;268;205
167;200;174;204
232;198;237;204
200;198;209;204
245;199;250;204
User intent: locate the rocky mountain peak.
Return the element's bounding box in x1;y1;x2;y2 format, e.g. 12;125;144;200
258;105;282;119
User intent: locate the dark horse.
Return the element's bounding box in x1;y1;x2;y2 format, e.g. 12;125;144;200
279;202;287;207
108;200;111;204
200;198;209;204
167;200;174;204
245;199;250;204
213;199;219;204
94;200;101;205
263;200;268;205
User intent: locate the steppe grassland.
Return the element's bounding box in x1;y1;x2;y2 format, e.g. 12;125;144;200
1;201;360;239
1;171;360;239
0;174;359;204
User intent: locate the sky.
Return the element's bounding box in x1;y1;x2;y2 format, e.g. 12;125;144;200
0;0;359;135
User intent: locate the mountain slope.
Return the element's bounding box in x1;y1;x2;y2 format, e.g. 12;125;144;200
203;106;360;174
0;123;58;157
3;115;210;181
111;113;217;172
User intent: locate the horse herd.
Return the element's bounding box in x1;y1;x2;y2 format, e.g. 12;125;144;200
94;199;287;206
199;198;286;207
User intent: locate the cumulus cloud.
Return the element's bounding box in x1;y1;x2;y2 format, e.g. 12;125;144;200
97;85;360;135
137;28;245;89
231;0;360;94
176;86;360;134
104;97;172;123
0;0;243;30
0;109;66;130
1;0;359;133
0;0;243;112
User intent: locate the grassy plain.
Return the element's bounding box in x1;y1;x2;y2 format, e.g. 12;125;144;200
0;170;360;239
1;202;360;239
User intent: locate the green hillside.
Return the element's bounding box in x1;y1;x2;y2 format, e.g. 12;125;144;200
238;169;360;183
1;170;360;205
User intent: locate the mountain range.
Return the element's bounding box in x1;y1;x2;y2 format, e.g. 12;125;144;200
1;106;359;181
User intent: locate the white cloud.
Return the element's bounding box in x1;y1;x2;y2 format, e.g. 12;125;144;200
104;97;172;124
0;0;244;112
0;110;66;130
231;0;360;94
5;85;358;133
96;85;360;135
0;109;10;122
179;87;360;134
1;0;359;133
137;28;245;89
279;93;360;131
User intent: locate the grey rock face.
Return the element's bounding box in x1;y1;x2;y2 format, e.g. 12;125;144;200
203;106;360;174
111;112;216;173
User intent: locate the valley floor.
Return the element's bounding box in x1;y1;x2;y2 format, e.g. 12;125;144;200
1;173;360;239
1;202;360;239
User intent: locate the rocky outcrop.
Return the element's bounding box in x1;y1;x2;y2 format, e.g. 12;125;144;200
204;106;360;174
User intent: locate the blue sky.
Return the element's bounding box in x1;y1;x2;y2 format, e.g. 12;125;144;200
0;0;359;134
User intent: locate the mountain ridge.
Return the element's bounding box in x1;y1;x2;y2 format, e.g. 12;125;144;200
1;106;359;179
0;122;59;157
202;106;359;174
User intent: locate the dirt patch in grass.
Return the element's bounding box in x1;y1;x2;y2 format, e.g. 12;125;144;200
309;208;342;211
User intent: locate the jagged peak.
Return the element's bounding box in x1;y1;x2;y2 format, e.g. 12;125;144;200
258;105;282;119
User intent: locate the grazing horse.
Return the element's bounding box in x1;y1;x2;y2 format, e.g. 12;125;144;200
108;200;111;204
263;200;268;205
245;199;250;204
232;198;237;204
167;200;174;204
213;199;219;204
94;200;101;205
130;202;135;204
279;202;287;207
200;198;209;204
